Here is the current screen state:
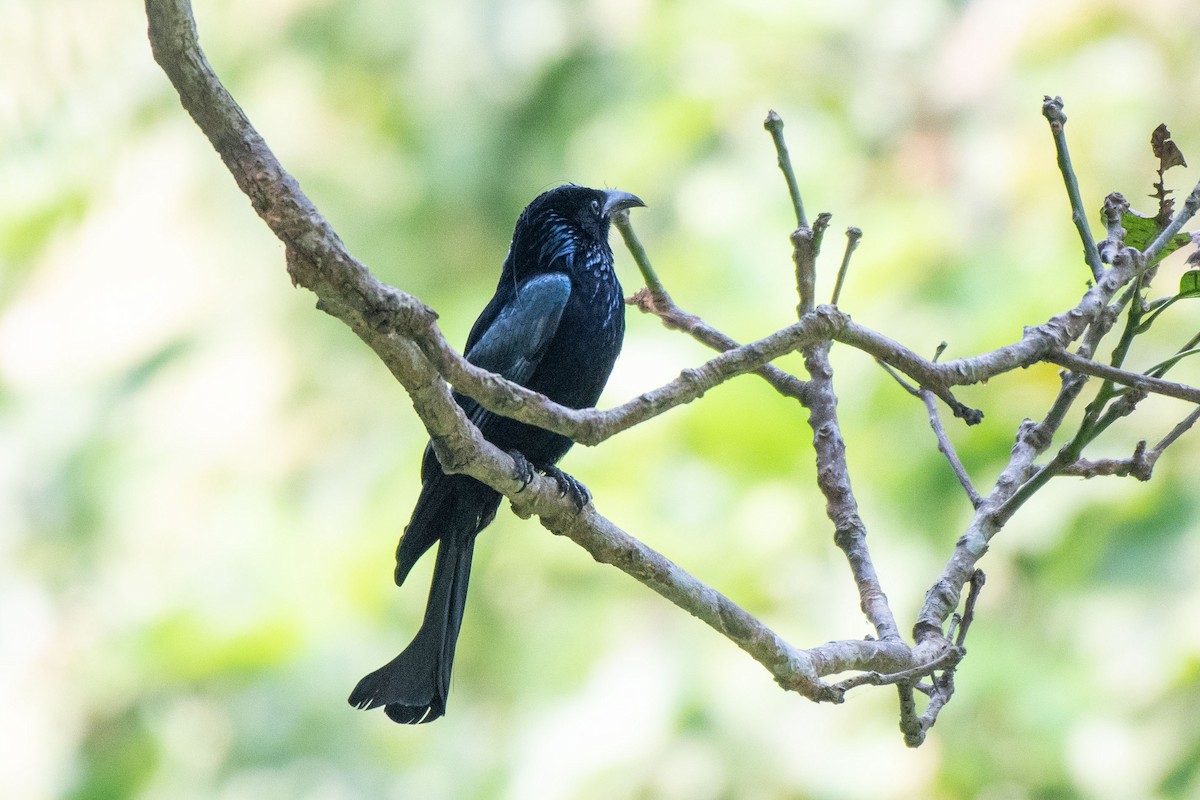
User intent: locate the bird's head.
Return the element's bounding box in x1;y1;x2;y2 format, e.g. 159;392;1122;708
508;185;644;277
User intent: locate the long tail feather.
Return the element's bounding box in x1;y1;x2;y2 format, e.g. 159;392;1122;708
349;478;498;724
348;531;475;723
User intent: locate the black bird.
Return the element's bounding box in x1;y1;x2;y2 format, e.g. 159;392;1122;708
349;185;644;724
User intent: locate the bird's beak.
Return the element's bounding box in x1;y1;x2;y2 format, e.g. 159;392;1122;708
601;189;645;218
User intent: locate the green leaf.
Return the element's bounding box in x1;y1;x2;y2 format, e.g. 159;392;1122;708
1120;210;1191;256
1122;211;1158;250
1179;270;1200;297
1165;232;1195;259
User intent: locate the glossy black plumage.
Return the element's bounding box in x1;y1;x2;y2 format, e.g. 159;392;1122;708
348;185;644;724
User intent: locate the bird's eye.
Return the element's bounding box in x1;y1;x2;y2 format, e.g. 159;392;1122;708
590;199;601;215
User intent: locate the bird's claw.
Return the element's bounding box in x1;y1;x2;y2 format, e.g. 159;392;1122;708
544;466;591;511
507;449;537;491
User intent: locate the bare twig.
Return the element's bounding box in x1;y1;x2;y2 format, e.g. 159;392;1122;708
792;225;818;316
921;390;983;508
876;359;920;396
830;648;960;693
811;212;833;260
955;570;985;648
1060;446;1152;480
1045;349;1200;405
1150;332;1200;379
830;227;862;307
1153;405;1200;453
1063;407;1200;479
914;411;1068;645
611;208;668;301
764;110;808;228
1043;96;1103;281
876;361;982;507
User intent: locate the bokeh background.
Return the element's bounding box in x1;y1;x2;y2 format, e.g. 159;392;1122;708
5;0;1200;797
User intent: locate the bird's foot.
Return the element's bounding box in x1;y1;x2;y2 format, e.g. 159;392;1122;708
507;449;537;491
544;466;591;510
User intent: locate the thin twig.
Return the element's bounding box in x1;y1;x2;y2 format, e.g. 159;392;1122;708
1147;336;1200;378
764;110;808;228
811;212;833;260
830;227;862;307
876;359;920;396
830;648;960;693
876;360;982;507
1042;96;1103;281
611;208;667;300
1045;349;1200;405
1060;446;1151;480
915;417;1075;647
955;570;985;648
914;670;955;746
1153;405;1200;454
1058;405;1200;480
901;571;982;747
921;390;983;508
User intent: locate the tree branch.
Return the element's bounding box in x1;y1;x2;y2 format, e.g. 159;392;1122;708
1046;349;1200;405
764;110;808;228
830;227;862;307
147;0;1200;744
1042;96;1103;281
144;0;922;708
876;360;982;508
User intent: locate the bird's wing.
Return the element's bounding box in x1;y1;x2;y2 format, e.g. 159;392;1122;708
394;272;571;583
463;272;571;384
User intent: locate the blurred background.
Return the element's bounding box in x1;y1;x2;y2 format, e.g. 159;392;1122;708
4;0;1200;797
